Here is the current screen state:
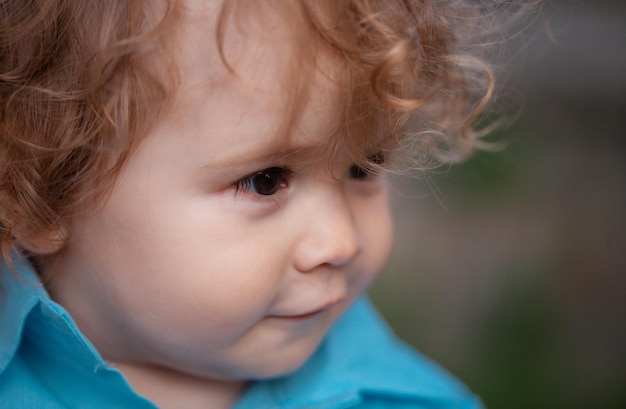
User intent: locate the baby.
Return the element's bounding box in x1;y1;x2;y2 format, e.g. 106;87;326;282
0;0;529;408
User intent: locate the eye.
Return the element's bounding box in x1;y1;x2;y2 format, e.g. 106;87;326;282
235;167;290;196
348;153;386;180
349;164;370;180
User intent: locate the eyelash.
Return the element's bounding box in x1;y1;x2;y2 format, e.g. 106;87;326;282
233;154;385;199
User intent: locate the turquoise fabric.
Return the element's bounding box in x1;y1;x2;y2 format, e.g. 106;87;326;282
1;256;484;408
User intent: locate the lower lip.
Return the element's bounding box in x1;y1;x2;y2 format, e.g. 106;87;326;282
280;310;324;320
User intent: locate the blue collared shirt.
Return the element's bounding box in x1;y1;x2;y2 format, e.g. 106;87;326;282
1;256;484;408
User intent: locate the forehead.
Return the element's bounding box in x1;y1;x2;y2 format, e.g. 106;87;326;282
161;0;385;164
168;1;346;147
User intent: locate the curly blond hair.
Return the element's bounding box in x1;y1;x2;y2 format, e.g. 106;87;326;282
0;0;537;263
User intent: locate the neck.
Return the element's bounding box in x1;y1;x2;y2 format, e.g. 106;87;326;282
113;362;247;409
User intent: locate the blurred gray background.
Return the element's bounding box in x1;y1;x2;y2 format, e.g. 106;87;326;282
370;1;626;408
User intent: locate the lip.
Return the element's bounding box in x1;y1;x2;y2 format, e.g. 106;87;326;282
270;298;344;321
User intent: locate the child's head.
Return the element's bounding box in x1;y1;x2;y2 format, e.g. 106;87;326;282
1;0;500;384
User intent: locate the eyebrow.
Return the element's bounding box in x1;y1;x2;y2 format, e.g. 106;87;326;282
200;142;331;171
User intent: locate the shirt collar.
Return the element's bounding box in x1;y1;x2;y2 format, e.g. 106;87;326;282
0;253;108;375
1;255;161;408
0;253;47;372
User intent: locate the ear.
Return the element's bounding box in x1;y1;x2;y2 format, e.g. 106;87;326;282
16;224;68;256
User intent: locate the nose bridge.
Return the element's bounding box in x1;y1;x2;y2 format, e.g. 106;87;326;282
294;183;361;272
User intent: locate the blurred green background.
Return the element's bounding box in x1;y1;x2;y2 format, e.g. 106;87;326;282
370;1;626;408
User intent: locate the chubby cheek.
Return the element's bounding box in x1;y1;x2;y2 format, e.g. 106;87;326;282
129;239;285;348
91;205;289;354
348;192;395;295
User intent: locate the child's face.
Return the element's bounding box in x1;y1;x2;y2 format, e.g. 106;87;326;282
44;4;394;381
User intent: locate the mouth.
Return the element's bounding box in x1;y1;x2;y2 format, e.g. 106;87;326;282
269;298;344;321
279;310;325;321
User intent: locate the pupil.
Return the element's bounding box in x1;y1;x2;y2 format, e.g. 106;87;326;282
252;168;282;195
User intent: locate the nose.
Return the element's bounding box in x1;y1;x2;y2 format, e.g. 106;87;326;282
293;187;361;272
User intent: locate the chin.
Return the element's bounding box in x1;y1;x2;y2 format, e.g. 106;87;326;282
228;340;323;381
248;350;316;380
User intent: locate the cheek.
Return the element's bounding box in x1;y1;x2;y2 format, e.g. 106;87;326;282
128;230;283;326
369;205;395;273
81;199;288;345
351;193;395;287
105;246;285;358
